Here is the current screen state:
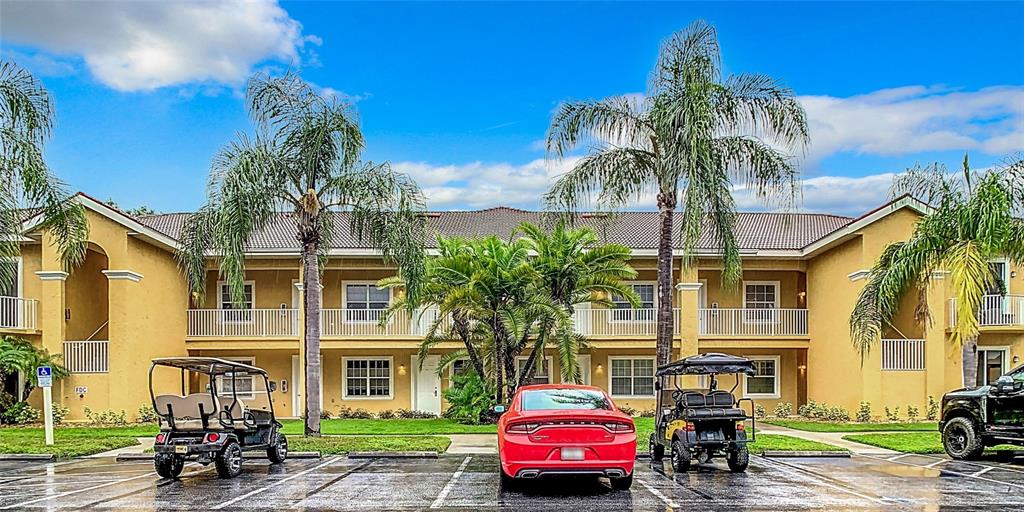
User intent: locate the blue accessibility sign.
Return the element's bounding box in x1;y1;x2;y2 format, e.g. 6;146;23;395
37;366;53;387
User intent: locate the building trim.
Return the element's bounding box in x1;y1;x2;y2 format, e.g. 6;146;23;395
102;270;144;282
675;282;704;292
35;270;69;281
847;269;871;282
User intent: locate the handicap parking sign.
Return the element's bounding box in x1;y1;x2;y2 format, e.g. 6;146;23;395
37;366;53;388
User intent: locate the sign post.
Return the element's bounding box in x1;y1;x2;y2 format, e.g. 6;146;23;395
37;366;53;446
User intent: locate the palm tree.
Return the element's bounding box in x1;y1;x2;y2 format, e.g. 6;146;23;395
1;61;87;287
0;335;68;403
850;155;1024;387
177;72;426;436
545;20;808;369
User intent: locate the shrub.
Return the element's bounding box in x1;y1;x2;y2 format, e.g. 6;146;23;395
0;391;16;413
773;402;793;418
377;409;397;420
906;405;919;422
137;404;159;424
83;406;128;426
856;401;872;423
336;406;373;419
617;405;637;416
52;404;70;425
637;408;656;418
825;405;850;422
797;399;819;418
320;410;333;420
884;406;900;422
754;404;767;419
1;401;40;424
396;408;438;419
926;396;939;421
442;371;496;424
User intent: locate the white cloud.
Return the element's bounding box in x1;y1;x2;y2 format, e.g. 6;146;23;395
733;173;896;217
1;0;314;91
393;158;581;209
800;86;1024;164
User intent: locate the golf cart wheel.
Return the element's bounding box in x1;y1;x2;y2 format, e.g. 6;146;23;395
670;439;691;472
215;441;244;479
155;454;184;479
943;417;984;460
649;433;665;462
727;445;750;473
267;432;288;464
610;473;633;490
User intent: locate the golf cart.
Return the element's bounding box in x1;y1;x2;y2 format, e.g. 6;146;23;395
149;357;287;479
648;353;757;473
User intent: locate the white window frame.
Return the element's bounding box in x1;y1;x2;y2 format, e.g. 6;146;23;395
976;346;1010;386
1;257;23;298
744;355;780;399
742;281;780;324
610;282;657;324
217;280;256;324
215;356;257;400
342;281;392;324
343;356;394;400
515;356;554;385
607;356;657;398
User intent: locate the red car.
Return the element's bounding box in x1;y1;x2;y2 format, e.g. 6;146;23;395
496;384;636;490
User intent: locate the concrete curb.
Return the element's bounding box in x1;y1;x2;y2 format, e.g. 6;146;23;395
348;451;438;459
0;454;56;462
760;450;851;458
115;451;321;462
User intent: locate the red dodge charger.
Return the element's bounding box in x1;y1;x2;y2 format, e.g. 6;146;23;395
496;384;636;490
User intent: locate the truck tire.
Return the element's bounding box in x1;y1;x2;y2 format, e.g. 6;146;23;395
649;433;665;462
155;454;184;479
727;445;750;472
943;417;985;460
215;441;244;478
671;439;691;472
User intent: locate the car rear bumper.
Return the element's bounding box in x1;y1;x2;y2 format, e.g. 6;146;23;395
499;434;636;478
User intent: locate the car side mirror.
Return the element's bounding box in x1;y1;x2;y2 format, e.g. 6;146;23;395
994;375;1016;394
493;405;506;414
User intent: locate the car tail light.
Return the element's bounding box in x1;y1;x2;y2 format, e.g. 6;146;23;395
205;433;220;442
604;422;634;433
155;433;166;444
506;422;540;434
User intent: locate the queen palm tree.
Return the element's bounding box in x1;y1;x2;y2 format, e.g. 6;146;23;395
1;61;87;287
545;20;808;369
850;155;1024;387
177;72;426;436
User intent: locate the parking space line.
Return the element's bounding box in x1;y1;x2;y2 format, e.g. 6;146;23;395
756;457;889;505
887;453;911;461
430;456;472;509
972;466;997;477
211;456;341;510
924;459;948;468
0;471;157;509
637;478;680;509
302;459;375;498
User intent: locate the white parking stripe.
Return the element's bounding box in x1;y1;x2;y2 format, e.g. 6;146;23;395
887;453;911;461
924;459;948;468
972;466;997;477
0;471;157;509
857;453;1024;490
637;478;680;509
430;456;472;509
211;456;341;510
756;457;889;505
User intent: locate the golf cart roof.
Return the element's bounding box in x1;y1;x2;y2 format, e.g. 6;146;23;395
151;357;266;375
656;353;756;377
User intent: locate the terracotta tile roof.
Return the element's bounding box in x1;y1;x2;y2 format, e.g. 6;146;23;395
138;207;852;253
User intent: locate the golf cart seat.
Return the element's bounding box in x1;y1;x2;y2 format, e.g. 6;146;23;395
155;393;216;431
677;390;746;419
219;398;254;429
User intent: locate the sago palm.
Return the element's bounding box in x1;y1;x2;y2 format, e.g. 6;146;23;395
545;20;808;368
0;60;87;287
850;155;1024;387
178;72;426;436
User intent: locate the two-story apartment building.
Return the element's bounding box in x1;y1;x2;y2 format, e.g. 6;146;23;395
4;193;1022;420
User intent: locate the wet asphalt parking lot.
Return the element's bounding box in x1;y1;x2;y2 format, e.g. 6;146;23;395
1;451;1023;511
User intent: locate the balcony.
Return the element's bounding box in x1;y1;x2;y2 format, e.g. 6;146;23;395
572;308;680;337
322;308;439;338
0;296;38;331
698;308;808;337
949;295;1024;327
188;309;300;337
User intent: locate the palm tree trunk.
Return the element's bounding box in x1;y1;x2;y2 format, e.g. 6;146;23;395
302;240;322;436
454;314;486;378
961;335;979;388
493;318;505;404
655;196;675;368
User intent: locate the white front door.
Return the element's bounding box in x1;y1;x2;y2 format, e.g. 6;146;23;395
577;355;592;385
413;355;442;415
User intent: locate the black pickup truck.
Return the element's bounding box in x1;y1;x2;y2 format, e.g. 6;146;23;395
940;364;1024;459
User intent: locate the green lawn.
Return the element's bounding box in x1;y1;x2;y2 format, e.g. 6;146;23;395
279;418;496;435
843;432;1019;454
0;428;141;458
288;435;451;454
765;420;938;432
750;434;847;453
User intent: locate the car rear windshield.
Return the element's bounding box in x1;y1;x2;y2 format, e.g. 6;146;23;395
520;389;612;411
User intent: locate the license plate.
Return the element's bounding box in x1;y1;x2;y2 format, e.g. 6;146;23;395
174;445;188;454
560;447;584;461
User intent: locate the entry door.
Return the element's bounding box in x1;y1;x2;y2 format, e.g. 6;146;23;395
977;349;1007;386
575;355;592;385
413;355;441;415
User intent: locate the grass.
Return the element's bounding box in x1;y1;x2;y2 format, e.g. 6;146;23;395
287;435;451;454
279;418;496;435
0;428;141;458
751;434;847;453
765;419;938;432
843;432;1020;454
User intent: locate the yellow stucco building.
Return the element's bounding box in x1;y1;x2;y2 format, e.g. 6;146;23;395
3;193;1022;421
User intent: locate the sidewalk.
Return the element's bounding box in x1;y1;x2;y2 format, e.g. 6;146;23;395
445;434;497;454
758;424;900;455
90;437;154;458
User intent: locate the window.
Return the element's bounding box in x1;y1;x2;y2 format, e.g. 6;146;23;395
214;357;256;399
745;357;779;397
743;281;779;323
345;283;390;323
609;357;655;397
521;389;612;411
977;349;1007;386
450;359;472;377
516;357;552;385
219;282;254;323
344;358;392;398
611;283;655;322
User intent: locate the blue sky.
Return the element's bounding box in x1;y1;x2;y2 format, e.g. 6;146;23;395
2;1;1022;215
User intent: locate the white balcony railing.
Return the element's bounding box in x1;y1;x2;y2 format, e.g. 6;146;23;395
698;308;808;337
0;296;38;330
322;308;428;337
881;338;926;371
63;340;109;373
187;309;299;337
572;308;679;337
950;295;1024;327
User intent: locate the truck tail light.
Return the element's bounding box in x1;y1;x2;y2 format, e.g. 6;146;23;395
205;433;220;442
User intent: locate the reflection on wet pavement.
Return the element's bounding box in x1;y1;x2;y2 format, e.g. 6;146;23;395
0;452;1022;510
